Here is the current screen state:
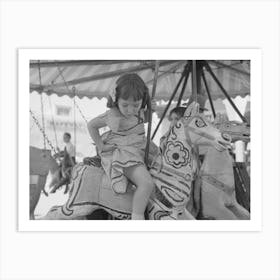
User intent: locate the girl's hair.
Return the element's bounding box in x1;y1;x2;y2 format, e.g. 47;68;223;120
168;106;186;120
107;73;149;109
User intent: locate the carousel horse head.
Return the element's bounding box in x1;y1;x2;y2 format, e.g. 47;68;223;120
214;115;250;143
182;102;232;151
157;101;232;177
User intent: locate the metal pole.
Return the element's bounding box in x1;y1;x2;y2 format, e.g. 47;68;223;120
145;61;160;165
192;60;198;102
196;61;204;95
201;67;216;119
151;64;188;140
176;62;191;107
72;86;77;158
204;61;248;123
30;60;159;68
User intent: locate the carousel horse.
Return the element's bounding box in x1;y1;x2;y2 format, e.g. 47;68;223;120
185;116;251;219
29;146;59;219
198;116;251;220
188;114;251;219
215;117;251;212
199;146;250;220
39;102;231;220
49;148;75;194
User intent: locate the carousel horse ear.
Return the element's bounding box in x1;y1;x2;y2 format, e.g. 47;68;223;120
184;101;199;118
214;113;222;125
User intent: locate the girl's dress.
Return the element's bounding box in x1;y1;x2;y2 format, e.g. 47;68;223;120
97;107;158;193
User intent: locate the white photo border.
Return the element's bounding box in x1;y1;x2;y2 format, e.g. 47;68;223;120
19;49;262;232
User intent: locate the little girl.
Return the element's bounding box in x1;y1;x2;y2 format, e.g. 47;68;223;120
87;73;157;220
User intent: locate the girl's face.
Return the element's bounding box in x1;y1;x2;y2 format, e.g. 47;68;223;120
169;112;181;126
118;96;142;118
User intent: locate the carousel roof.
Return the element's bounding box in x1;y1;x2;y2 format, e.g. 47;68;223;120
29;60;250;101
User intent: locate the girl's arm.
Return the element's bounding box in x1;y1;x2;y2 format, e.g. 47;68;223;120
87;114;107;152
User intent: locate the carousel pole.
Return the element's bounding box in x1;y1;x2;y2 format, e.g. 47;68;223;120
145;61;160;166
197;61;204;96
192;60;198;100
204;61;248;123
151;63;188;140
201;66;216;119
72;86;77;159
191;60;205;101
176;61;191;107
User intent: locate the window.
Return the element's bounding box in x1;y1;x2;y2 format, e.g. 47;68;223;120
56;106;71;116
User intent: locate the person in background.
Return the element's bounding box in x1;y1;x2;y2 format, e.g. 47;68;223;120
63;132;76;164
60;132;76;165
159;106;186;152
50;132;76;194
169;106;186;127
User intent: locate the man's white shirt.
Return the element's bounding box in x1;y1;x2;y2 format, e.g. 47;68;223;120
65;142;75;157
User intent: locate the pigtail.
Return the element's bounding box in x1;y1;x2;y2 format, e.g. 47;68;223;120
106;94;116;108
140;86;150;109
142;90;150;110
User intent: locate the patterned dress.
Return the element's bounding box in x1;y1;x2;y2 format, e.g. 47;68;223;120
97;107;158;193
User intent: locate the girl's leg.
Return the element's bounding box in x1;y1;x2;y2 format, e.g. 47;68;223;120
124;164;154;220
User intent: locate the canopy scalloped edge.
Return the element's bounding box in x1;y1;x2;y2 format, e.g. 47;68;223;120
30;89;249;102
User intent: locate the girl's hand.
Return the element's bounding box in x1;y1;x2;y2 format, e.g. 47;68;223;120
151;99;157;112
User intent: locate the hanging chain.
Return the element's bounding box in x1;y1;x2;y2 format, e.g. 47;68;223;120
30;109;57;154
56;65;88;124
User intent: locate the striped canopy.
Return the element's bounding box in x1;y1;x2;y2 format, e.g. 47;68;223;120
30;60;250;101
